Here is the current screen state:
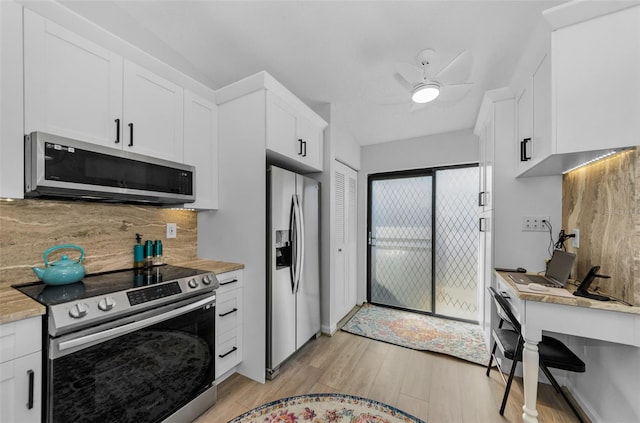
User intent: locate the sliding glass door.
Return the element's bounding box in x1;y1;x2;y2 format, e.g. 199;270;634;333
367;165;479;321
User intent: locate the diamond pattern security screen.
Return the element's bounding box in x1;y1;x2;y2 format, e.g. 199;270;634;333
370;175;433;312
435;167;479;320
368;165;479;322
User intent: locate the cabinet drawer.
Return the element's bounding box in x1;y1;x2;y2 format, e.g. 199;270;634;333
215;330;241;378
495;278;523;322
216;291;241;336
0;317;42;364
216;269;243;296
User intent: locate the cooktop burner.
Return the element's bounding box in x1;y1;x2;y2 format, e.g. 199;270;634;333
14;265;219;336
15;265;209;306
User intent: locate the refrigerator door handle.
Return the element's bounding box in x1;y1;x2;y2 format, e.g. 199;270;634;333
289;195;298;293
295;194;305;293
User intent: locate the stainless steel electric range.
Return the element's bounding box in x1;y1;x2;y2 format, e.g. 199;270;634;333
14;264;219;423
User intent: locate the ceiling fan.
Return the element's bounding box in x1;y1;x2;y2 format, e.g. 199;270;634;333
392;48;474;111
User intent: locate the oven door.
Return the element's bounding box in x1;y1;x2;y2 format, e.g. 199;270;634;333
46;294;215;423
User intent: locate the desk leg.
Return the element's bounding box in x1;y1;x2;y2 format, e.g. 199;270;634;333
522;334;541;423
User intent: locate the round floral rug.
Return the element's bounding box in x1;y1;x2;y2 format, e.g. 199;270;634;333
227;393;424;423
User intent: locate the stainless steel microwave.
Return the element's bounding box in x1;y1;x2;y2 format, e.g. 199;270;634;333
24;132;195;205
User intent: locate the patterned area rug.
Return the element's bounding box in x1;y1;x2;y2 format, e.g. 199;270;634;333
228;393;424;423
342;304;489;366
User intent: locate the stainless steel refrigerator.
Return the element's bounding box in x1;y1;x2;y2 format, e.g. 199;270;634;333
266;165;320;379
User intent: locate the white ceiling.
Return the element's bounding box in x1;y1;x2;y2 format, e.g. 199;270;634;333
60;0;562;146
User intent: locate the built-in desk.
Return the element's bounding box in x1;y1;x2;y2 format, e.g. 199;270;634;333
494;271;640;423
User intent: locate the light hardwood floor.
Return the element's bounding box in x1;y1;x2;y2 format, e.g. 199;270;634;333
196;330;583;423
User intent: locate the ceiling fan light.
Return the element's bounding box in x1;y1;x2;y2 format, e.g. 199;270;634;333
412;83;440;103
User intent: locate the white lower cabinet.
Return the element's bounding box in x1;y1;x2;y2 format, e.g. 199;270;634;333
0;316;42;423
215;269;243;380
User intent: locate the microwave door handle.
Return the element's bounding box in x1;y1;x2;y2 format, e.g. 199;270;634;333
57;295;213;353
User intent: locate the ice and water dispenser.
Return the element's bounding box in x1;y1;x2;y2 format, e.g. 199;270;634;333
275;230;292;269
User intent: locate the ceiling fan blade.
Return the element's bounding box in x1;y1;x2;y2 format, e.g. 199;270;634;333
378;94;411;106
393;72;414;91
434;51;473;84
396;62;423;85
437;83;473;103
410;102;427;112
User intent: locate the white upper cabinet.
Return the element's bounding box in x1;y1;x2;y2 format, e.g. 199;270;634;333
123;60;184;162
24;9;185;163
24;10;123;147
266;91;324;172
478;116;494;212
552;5;640;154
515;53;551;176
295;115;323;171
266;93;298;158
184;90;218;209
517;4;640;176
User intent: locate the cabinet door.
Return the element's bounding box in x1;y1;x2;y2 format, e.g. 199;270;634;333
532;54;551;164
184;90;218;209
478;212;493;339
515;85;533;173
266;93;298;159
123;60;184;161
24;9;123;147
0;352;42;423
554;6;640;153
296;116;323;171
482;118;494;212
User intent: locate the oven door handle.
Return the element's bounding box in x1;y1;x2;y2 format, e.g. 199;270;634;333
57;295;214;352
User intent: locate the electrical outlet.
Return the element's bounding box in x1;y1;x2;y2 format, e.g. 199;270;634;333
521;216;550;232
166;223;177;239
572;229;580;248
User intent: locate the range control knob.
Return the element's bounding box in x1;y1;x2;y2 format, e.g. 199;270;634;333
202;274;212;285
188;278;199;289
98;296;116;312
68;303;89;319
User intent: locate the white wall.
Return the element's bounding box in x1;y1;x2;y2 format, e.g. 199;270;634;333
357;129;479;303
568;338;640;422
313;103;362;333
198;91;266;383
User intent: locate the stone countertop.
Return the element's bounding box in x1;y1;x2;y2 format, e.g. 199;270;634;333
0;259;244;325
0;286;46;325
175;259;244;275
495;271;640;315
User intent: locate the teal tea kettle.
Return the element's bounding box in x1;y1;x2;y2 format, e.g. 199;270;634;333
32;244;86;285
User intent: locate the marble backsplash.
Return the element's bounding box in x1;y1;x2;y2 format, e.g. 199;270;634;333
562;147;639;305
0;199;197;288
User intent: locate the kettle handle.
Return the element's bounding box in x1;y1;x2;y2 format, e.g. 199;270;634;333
43;244;85;266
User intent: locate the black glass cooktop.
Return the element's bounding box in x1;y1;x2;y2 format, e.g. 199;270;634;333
13;265;207;306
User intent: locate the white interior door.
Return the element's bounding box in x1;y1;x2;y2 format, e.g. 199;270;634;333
334;161;358;322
